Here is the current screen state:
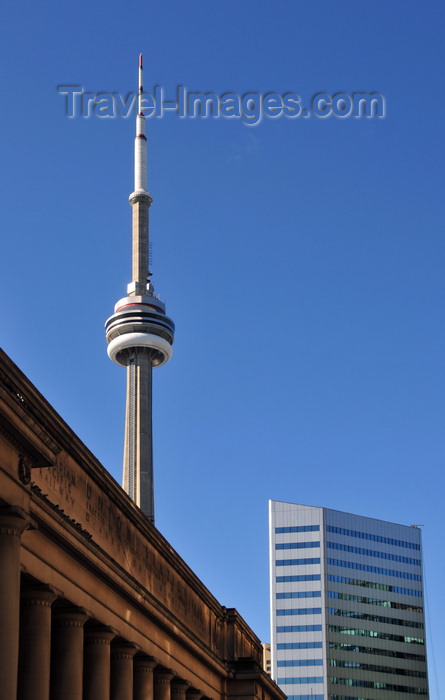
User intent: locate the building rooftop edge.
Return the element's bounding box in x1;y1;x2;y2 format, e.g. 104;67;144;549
269;498;422;531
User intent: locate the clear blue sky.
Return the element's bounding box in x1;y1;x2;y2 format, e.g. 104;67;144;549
1;1;444;695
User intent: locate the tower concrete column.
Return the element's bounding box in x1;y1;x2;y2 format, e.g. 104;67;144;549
83;624;116;700
50;606;88;700
0;508;30;700
154;668;175;700
110;641;138;700
134;655;157;700
18;584;59;700
123;347;154;518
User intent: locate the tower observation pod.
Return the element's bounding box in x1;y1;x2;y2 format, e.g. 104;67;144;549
105;55;174;523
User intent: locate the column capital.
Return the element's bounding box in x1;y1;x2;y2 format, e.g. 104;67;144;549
187;690;203;700
134;654;157;673
84;624;117;645
0;506;33;537
171;680;190;696
21;582;60;608
111;640;139;660
52;605;89;627
154;668;175;684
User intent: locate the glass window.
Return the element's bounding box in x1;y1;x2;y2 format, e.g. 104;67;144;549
326;541;420;566
277;574;321;583
327;558;421;581
276;557;321;567
277;591;321;599
276;525;320;534
277;607;322;616
326;525;420;550
276;541;320;550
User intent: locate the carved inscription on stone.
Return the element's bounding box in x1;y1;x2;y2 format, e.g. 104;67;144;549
35;452;76;509
85;481;107;532
83;476;206;636
34;455;207;641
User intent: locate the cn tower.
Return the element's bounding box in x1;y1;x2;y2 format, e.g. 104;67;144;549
105;55;175;523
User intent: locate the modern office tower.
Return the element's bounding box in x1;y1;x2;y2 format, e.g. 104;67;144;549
269;500;429;700
105;56;174;522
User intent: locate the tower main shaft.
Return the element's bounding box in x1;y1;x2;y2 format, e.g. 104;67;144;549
105;55;174;523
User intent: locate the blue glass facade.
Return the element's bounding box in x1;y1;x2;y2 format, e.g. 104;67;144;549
269;501;429;700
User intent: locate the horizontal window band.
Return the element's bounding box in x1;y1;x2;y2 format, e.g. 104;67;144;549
277;574;321;583
277;607;322;616
327;608;423;629
278;659;323;667
278;677;323;685
329;658;426;679
328;558;421;581
327;541;420;566
328;641;425;662
326;525;420;550
327;574;422;597
327;590;423;612
277;624;322;633
329;677;427;694
276;558;321;567
276;525;320;534
328;624;424;645
277;642;323;650
276;541;320;550
277;591;321;599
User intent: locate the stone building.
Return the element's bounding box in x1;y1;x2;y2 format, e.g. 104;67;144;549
0;348;286;700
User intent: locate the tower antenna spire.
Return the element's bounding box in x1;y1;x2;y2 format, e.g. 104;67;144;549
105;56;175;523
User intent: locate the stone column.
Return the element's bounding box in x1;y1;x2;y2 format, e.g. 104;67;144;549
50;606;88;700
18;584;59;700
134;655;157;700
187;690;203;700
154;668;175;700
171;679;190;700
83;625;116;700
110;641;138;700
0;508;30;700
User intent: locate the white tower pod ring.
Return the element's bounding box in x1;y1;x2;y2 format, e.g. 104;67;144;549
107;332;173;367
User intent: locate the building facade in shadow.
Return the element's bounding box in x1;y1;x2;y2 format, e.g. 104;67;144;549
0;349;285;700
